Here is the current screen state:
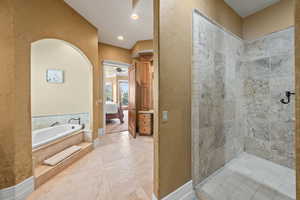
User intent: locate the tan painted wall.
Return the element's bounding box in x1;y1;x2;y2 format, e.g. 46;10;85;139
153;0;160;196
243;0;295;40
0;0;100;189
132;40;154;57
155;0;242;198
31;39;91;117
99;43;132;64
0;0;16;189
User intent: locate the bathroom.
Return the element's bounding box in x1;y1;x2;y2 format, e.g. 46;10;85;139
192;1;296;199
2;0;300;200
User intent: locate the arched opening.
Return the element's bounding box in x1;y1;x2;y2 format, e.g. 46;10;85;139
30;39;94;187
31;39;93;132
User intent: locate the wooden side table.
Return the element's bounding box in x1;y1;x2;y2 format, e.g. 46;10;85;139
138;111;153;136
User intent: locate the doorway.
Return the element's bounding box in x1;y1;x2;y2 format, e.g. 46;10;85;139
103;62;129;134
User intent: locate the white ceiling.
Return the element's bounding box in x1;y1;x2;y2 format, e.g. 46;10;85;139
64;0;153;49
224;0;280;18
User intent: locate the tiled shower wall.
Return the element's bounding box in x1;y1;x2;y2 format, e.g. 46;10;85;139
192;12;244;185
32;112;90;131
238;28;295;169
192;12;295;186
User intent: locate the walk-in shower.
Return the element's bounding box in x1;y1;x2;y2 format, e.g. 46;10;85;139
192;10;295;200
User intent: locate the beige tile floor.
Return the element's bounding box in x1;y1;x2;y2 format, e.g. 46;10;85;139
28;131;153;200
195;153;296;200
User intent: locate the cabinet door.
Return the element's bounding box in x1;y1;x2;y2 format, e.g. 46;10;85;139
141;62;150;86
141;85;150;110
140;61;151;110
128;63;137;138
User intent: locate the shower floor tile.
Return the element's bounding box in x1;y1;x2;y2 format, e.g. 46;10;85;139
195;153;295;200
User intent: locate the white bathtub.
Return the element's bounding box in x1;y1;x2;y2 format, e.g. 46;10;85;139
32;124;82;149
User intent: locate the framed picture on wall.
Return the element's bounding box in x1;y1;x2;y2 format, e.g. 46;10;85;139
46;69;64;83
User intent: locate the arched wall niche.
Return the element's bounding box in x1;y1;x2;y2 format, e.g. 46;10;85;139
30;38;93;130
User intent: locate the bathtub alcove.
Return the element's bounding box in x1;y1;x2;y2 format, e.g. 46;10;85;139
192;10;296;200
31;39;94;188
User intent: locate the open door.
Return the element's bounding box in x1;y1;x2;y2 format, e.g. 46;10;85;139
128;63;137;138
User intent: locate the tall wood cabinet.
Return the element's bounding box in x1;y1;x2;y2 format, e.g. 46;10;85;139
136;54;153;111
134;53;154;135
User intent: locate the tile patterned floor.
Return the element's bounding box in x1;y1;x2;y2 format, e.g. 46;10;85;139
28;131;153;200
195;153;296;200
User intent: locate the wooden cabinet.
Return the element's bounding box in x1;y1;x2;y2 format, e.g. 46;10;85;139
134;53;154;136
136;54;153;111
138;112;153;135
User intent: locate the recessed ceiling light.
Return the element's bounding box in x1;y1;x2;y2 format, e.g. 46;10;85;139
117;36;124;41
131;13;139;20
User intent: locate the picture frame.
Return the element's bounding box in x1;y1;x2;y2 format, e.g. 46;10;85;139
46;69;64;83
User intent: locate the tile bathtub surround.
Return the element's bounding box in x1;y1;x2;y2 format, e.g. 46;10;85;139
32;132;84;167
192;11;295;191
32;113;90;130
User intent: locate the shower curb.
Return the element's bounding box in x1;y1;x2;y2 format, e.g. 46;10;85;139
154;180;197;200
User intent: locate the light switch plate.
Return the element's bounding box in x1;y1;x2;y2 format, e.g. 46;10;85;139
162;111;168;121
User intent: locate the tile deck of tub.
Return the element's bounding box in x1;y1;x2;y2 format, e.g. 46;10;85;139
195;153;296;200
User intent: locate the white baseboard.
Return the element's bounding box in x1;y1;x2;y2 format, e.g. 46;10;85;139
153;193;158;200
93;137;100;148
0;176;34;200
98;128;105;136
83;130;93;142
157;180;197;200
